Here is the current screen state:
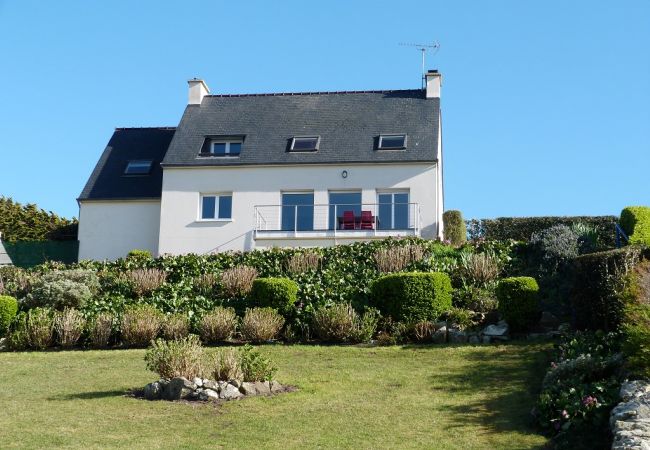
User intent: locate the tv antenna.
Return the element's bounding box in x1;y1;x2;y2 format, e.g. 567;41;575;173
399;42;440;88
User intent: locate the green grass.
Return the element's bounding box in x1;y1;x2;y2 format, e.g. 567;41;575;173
0;343;550;449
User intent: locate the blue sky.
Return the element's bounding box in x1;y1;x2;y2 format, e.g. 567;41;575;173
0;0;648;220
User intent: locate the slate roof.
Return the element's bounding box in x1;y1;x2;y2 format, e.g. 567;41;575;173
162;89;439;167
78;127;175;201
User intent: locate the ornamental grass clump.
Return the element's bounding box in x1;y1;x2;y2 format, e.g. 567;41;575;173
194;272;219;297
53;308;86;347
199;307;238;343
124;268;167;297
240;307;284;343
145;335;206;380
161;313;190;340
121;304;163;347
373;245;426;273
210;347;243;381
25;307;54;350
286;251;322;274
311;303;380;343
89;312;114;348
456;251;502;288
413;321;436;342
221;265;258;298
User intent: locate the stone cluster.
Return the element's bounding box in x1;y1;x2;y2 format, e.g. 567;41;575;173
143;377;285;402
610;380;650;450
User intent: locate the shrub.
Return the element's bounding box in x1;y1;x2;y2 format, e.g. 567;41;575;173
239;344;277;381
221;265;258;298
127;249;152;260
123;268;167;297
373;244;425;273
286;251;321;274
199;307;238;343
162;313;190;340
53;308;86;347
0;266;32;298
466;215;617;246
249;277;298;314
445;307;476;331
530;225;580;273
194;272;218;297
240;307;284;343
89;312;114;348
456;251;501;288
496;277;540;332
413;321;436;342
371;272;452;323
7;312;28;350
571;246;644;331
443;210;467;246
311;303;356;342
350;308;380;344
121;304;163;347
25;307;54;349
144;335;206;380
0;295;18;336
622;305;650;377
210;347;244;381
25;269;99;310
453;286;498;313
621;206;650;246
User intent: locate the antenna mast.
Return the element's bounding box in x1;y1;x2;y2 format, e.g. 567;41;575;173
399;42;440;88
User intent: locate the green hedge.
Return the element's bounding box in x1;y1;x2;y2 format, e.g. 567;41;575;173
496;277;540;332
466;216;617;245
249;277;299;313
0;196;77;242
443;210;466;246
370;272;452;322
0;295;18;336
571;246;646;331
621;206;650;246
3;241;79;268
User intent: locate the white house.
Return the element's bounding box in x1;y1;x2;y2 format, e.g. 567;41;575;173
78;71;445;260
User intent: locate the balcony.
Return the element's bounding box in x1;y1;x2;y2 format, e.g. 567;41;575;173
253;203;420;243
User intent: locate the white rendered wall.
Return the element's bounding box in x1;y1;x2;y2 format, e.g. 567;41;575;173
158;163;438;254
78;201;161;260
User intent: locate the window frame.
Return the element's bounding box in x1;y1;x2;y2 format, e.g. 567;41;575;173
198;193;233;221
289;136;320;152
123;160;153;175
377;134;408;150
210;140;242;157
376;189;411;230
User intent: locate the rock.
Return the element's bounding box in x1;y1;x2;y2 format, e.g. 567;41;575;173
270;381;283;393
468;334;480;344
193;377;203;387
201;388;220;401
432;326;447;344
164;377;197;400
144;382;163;400
229;379;241;388
203;380;220;391
219;383;243;400
240;382;259;396
482;321;509;337
448;329;467;343
611;380;650;450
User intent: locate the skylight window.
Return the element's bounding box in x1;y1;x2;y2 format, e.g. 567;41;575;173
124;160;153;175
290;136;320;152
378;134;407;150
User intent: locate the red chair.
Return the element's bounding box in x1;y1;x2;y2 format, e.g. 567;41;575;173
341;210;356;229
360;210;374;229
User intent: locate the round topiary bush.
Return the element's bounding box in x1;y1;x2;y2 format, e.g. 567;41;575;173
249;277;298;314
0;295;18;336
371;272;452;322
496;277;540;332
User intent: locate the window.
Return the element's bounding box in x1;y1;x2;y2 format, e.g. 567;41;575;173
281;192;314;231
290;136;320;152
378;134;407;150
124;160;153;175
210;141;242;157
378;191;410;230
200;194;232;220
329;191;362;230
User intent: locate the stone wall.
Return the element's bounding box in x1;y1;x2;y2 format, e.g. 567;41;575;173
610;380;650;449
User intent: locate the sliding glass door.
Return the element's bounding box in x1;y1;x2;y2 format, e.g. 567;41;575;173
281;192;314;231
329;191;362;230
378;192;409;230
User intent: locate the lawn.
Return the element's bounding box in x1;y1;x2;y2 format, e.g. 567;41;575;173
0;343;550;449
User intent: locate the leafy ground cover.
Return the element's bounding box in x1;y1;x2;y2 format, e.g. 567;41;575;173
0;343;549;449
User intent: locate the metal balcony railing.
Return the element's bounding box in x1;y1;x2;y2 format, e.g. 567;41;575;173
253;203;420;236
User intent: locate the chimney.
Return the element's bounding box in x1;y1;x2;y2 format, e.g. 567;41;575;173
425;70;441;99
188;78;210;105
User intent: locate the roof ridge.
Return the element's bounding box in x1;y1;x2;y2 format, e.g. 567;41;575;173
114;127;177;131
206;89;422;98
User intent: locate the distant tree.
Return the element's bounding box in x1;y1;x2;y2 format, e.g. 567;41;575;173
0;196;77;242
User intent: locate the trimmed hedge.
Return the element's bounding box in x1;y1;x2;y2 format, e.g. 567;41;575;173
571;246;646;331
249;277;299;314
621;206;650;246
0;295;18;336
0;196;77;242
443;210;466;246
466;216;617;245
496;277;540;332
370;272;452;322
